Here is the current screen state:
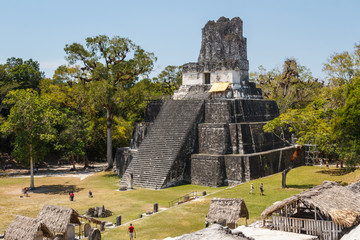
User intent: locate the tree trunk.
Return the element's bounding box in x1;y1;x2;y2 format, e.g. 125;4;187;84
30;144;35;189
106;109;113;170
282;167;292;188
84;155;89;168
72;152;76;170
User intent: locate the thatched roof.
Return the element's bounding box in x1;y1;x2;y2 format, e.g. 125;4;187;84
5;215;54;240
261;181;360;228
346;180;360;196
206;198;249;224
36;205;81;233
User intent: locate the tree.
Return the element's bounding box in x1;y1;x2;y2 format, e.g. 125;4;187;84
1;58;45;154
323;43;360;166
251;59;324;113
263;96;334;152
323;43;360;87
40;76;100;168
152;65;182;96
264;43;360;168
1;89;61;188
332;76;360;166
1;57;44;117
62;35;156;169
5;57;44;90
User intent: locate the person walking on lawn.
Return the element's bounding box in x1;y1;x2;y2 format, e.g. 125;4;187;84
128;223;136;239
260;183;264;195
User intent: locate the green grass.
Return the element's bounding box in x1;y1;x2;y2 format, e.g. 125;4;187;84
1;166;359;240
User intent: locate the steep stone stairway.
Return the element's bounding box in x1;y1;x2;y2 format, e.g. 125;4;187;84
121;100;204;189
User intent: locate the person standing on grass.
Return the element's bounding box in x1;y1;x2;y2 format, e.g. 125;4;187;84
260;183;264;196
128;223;136;239
69;191;74;201
249;183;254;194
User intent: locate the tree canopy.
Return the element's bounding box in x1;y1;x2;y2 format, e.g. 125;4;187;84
60;35;156;169
1;89;61;187
262;43;360;167
251;59;324;113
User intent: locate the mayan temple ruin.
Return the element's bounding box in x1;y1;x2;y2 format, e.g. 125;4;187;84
116;17;304;189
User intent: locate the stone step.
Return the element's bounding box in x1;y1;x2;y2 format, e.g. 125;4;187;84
121;100;204;188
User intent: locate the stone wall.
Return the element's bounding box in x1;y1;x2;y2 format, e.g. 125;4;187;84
129;122;152;149
204;99;279;123
114;148;136;177
198;123;231;154
224;155;250;185
191;146;305;187
191;154;225;187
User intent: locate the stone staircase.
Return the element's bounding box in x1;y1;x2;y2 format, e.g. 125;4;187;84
121;100;204;189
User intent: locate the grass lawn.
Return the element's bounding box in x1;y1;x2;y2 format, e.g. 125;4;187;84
1;165;359;240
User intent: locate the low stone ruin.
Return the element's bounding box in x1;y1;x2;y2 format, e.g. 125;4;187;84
88;228;101;240
163;224;254;240
85;205;112;218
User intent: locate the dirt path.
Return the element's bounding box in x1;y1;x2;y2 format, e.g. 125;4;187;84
3;163;107;181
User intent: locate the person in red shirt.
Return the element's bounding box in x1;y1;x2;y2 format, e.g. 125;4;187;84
69;192;74;201
128;223;136;239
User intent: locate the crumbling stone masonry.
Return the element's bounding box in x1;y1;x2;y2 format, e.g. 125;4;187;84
116;17;304;189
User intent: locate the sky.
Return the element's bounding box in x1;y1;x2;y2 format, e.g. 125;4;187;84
1;0;360;80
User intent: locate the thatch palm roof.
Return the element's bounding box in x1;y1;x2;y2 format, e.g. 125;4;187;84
346;180;360;196
36;205;81;233
261;181;360;228
206;198;249;224
5;215;54;240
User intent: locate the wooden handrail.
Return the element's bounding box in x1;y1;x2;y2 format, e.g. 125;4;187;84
168;191;198;208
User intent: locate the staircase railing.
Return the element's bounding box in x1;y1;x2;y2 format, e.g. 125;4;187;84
168;191;198;208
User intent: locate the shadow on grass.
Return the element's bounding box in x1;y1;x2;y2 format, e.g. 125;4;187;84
30;185;84;195
102;173;118;178
286;184;315;189
316;168;355;176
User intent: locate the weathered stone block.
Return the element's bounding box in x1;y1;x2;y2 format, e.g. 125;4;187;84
198;17;247;65
191;154;225;187
144;100;164;122
205;100;232;123
198;123;231;154
88;228;101;240
114;148;136;177
224;155;249;185
204;99;279;123
66;224;75;240
130;122;152;149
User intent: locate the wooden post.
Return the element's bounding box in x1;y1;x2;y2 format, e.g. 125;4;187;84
314;207;317;221
278;150;283;172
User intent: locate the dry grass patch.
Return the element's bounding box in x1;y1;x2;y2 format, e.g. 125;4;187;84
1;165;360;239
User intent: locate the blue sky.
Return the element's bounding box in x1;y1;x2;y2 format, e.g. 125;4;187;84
1;0;360;80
